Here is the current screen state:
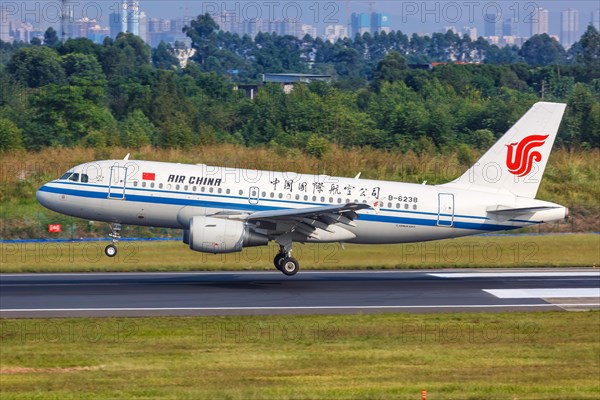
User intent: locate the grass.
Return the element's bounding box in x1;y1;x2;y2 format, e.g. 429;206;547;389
1;312;599;399
1;234;598;272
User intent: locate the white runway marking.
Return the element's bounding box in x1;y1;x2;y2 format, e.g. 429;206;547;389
484;288;600;299
431;272;600;278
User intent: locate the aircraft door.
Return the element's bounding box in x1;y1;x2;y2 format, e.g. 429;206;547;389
248;186;260;205
437;193;454;227
108;166;127;200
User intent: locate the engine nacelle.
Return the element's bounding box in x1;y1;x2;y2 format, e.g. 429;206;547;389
188;216;268;254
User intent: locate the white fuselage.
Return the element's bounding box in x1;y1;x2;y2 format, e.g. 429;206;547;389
36;160;567;244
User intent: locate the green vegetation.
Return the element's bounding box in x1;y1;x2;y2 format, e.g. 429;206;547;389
1;234;598;273
0;20;599;153
1;312;599;399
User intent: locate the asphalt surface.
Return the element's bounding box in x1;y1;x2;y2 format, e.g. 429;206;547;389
1;269;599;318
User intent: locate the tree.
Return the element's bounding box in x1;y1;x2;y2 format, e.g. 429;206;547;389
183;13;219;66
372;51;408;89
152;41;179;69
121;110;156;148
7;46;65;88
576;25;600;71
0;117;23;152
43;27;60;47
520;34;566;66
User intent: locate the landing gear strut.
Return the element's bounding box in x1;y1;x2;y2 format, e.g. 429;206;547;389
274;244;299;276
105;223;121;257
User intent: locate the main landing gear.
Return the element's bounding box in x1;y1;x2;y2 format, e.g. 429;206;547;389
274;245;299;276
104;223;121;257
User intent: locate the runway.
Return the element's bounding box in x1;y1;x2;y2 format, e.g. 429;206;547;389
1;269;599;318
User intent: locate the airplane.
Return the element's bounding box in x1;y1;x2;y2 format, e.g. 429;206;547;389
37;102;568;276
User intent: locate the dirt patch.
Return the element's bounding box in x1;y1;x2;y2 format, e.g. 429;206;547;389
0;365;103;374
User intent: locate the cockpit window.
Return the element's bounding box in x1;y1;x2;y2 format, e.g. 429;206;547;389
81;174;89;183
68;173;80;182
60;172;72;180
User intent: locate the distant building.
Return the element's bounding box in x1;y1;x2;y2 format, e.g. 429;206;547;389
371;13;391;34
484;13;500;37
351;13;371;36
463;26;477;41
503;18;518;37
351;12;391;36
0;10;12;42
442;26;457;34
592;9;600;30
301;24;317;39
531;8;549;36
138;12;148;43
324;25;349;42
561;9;579;49
126;0;140;36
109;12;123;39
263;73;332;93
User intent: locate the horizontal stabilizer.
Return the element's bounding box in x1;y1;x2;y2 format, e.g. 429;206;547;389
486;205;560;215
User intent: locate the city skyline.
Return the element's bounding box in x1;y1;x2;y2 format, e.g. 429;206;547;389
1;1;599;46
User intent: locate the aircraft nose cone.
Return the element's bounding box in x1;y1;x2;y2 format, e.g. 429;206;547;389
36;185;54;210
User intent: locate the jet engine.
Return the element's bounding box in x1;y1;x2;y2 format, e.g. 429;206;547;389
187;216;268;254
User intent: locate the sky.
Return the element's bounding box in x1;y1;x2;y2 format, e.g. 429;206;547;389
6;1;599;38
139;0;600;36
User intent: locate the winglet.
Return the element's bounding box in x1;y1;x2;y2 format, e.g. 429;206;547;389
123;153;130;160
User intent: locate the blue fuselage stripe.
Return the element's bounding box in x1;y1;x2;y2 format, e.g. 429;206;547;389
38;185;520;232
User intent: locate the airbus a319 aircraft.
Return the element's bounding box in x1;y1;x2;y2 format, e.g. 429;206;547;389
37;102;568;276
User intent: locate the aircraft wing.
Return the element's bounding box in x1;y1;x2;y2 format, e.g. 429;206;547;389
211;203;370;239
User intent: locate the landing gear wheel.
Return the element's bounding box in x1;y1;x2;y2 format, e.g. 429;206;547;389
280;257;299;276
274;253;286;270
105;244;117;257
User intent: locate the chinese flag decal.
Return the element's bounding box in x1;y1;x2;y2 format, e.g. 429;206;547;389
142;172;155;181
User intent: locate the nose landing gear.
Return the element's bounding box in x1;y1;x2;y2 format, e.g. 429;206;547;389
104;223;121;257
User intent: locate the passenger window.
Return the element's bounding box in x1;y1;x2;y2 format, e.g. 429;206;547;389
295;194;300;200
396;203;401;209
201;187;205;192
239;190;243;195
218;188;222;194
278;193;283;199
184;185;188;191
226;189;230;194
192;186;197;192
387;202;392;208
262;192;266;197
142;181;147;188
404;203;409;209
209;187;214;193
270;193;274;198
159;183;163;189
413;204;417;210
133;181;138;187
150;182;155;188
81;174;89;183
68;173;79;182
320;197;325;202
176;184;180;190
304;195;308;201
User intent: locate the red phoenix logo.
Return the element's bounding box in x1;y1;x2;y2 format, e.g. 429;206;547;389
505;134;549;177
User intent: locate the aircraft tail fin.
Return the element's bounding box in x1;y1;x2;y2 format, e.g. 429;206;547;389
441;102;566;198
